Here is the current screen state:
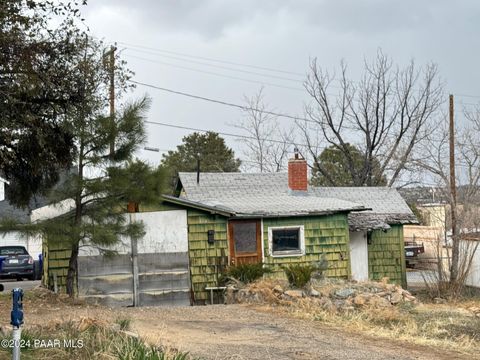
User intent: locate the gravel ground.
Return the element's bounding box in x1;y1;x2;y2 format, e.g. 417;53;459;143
126;304;472;360
407;270;437;286
0;279;40;292
0;291;474;360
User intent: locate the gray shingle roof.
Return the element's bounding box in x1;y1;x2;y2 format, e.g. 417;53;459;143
178;172;366;217
177;172;417;228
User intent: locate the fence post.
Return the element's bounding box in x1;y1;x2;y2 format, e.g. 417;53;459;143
128;209;139;307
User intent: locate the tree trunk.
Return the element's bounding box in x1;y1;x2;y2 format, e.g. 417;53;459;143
66;242;79;297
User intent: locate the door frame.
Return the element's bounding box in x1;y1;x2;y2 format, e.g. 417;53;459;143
228;219;262;265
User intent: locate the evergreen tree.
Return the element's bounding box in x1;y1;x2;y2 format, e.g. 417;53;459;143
161;132;241;193
20;39;162;297
311;144;387;186
0;1;90;207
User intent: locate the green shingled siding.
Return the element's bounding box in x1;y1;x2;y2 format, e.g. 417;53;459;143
42;239;72;293
368;225;406;287
187;210;228;303
262;214;351;279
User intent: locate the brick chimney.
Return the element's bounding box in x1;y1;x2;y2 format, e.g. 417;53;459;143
288;148;308;192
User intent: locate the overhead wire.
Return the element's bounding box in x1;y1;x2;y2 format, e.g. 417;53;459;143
113;40;305;77
128;79;315;123
123;54;305;92
97;37;480;104
123;47;304;83
144;119;314;148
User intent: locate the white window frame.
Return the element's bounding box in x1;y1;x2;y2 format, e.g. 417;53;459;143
268;225;305;257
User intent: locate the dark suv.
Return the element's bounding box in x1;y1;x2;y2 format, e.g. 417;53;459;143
0;246;35;280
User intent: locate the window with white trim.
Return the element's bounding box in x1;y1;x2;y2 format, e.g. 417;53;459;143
268;225;305;257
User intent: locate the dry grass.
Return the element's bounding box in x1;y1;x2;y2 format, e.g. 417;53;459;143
0;317;192;360
241;280;480;355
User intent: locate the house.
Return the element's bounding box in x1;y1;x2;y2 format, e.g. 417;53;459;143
41;152;416;305
160;152;416;303
0;182;47;260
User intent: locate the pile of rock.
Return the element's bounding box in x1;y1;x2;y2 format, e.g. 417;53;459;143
226;277;417;313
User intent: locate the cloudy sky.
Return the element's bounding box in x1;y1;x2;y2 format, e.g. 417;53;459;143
81;0;480;168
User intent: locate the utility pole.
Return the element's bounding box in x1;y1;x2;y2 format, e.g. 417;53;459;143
449;94;459;283
103;45;117;158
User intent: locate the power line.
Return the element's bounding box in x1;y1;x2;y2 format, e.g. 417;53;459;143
457;100;479;107
114;40;305;77
124;54;305;92
144;119;311;147
129;79;316;123
100;37;480;104
123;47;304;83
455;93;480;99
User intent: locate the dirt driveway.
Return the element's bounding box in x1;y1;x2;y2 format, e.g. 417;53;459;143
0;292;475;360
127;304;471;360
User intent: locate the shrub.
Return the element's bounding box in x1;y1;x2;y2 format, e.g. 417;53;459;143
222;263;272;284
283;257;328;288
115;317;131;331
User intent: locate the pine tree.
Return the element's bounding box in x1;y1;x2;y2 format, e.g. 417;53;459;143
161;132;241;193
31;39;163;296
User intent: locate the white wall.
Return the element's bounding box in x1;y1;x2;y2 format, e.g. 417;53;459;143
461;239;480;288
78;210;188;256
30;199;75;223
136;210;188;254
349;230;369;282
0;231;42;258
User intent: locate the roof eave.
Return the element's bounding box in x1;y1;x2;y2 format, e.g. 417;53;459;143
232;206;369;219
161;195;234;217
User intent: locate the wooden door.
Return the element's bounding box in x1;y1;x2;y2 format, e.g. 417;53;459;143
228;220;262;265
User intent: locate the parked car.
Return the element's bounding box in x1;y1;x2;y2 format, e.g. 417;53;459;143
405;241;425;268
0;246;35;280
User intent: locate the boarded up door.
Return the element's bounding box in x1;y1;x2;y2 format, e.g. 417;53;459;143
349;230;369;281
228;220;262;265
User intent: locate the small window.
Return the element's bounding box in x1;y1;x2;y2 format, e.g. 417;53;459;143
269;226;305;257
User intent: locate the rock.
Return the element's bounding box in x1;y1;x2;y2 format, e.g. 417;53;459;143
368;295;391;308
309;288;320;297
320;298;336;313
335;288;356;299
403;294;416;302
353;294;368;306
390;292;403;304
434;297;447;304
273;285;284;294
284;290;304;298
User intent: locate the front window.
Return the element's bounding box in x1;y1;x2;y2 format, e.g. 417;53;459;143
269;226;305;257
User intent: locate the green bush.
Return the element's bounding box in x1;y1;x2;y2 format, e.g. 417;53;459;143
222;263;272;284
115;317;132;331
283;260;327;288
